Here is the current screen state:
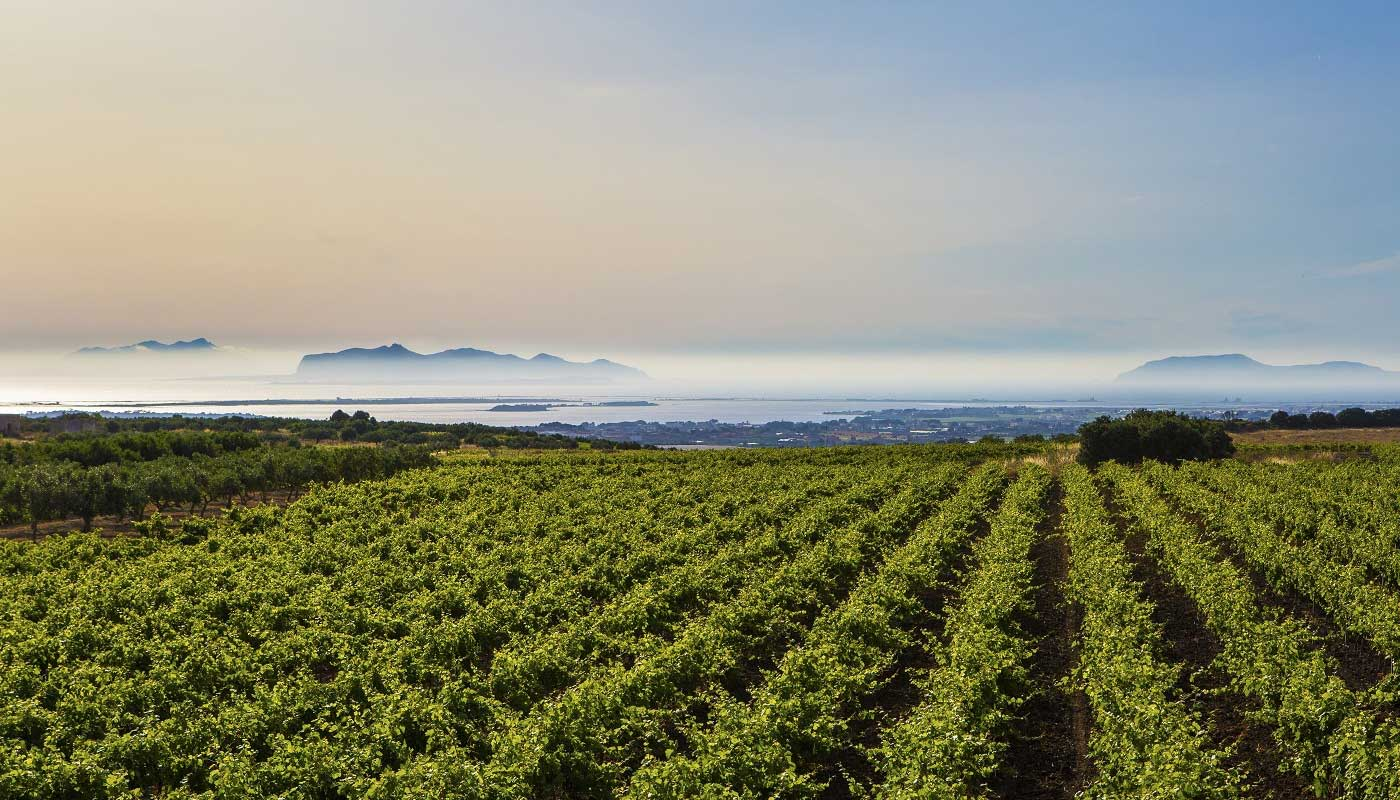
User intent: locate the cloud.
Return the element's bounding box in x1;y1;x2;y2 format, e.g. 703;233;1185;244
1318;252;1400;278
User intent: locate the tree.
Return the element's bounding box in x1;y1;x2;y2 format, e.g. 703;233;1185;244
1308;411;1338;429
1077;416;1143;467
10;464;73;540
70;464;124;532
1336;407;1373;428
0;471;24;531
303;426;336;443
1375;409;1400;427
144;461;199;513
115;467;151;521
330;409;351;423
1077;410;1233;467
209;466;246;509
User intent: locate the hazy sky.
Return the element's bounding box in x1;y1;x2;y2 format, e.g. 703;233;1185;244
4;1;1400;369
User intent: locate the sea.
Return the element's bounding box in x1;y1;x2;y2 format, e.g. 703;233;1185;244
0;376;1139;426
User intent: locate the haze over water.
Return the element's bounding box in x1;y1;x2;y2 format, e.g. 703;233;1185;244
5;3;1400;379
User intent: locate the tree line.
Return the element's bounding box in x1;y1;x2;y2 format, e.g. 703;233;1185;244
1261;407;1400;430
1;410;642;450
0;444;436;539
0;429;264;467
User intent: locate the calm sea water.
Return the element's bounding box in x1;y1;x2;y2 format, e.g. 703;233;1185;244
0;377;1125;426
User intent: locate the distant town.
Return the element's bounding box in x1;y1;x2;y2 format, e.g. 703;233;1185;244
521;404;1286;448
7;401;1391;449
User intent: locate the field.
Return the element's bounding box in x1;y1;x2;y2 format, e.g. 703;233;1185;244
3;444;1400;798
1232;427;1400;445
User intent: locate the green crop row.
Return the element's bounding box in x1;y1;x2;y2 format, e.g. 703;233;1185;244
1190;459;1400;590
1060;464;1241;797
1103;464;1400;799
474;466;967;799
485;470;912;714
0;456;914;798
870;465;1050;800
1152;461;1400;662
624;463;1013;799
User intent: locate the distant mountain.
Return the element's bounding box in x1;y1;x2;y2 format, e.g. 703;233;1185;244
295;344;648;384
75;338;220;355
1115;354;1400;396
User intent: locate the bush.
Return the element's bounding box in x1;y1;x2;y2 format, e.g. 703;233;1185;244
1078;410;1234;467
1335;407;1369;427
1308;411;1338;429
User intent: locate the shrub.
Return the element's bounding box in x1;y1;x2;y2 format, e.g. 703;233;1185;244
1335;407;1372;428
1078;410;1234;467
1308;411;1338;429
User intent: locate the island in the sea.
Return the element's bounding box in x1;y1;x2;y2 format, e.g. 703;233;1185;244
295;344;649;384
73;337;221;355
489;400;659;412
1113;353;1400;398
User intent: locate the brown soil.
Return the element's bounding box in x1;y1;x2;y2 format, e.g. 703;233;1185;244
819;506;990;798
1120;524;1317;799
1212;538;1392;693
990;485;1083;799
1160;485;1393;693
1112;484;1375;798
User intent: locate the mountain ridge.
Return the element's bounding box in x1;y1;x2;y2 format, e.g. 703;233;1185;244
295;344;647;383
74;338;219;355
1117;353;1394;382
1114;353;1400;397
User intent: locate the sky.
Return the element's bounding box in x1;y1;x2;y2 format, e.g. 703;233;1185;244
3;1;1400;385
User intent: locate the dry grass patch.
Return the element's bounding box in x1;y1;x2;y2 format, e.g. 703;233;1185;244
1231;427;1400;445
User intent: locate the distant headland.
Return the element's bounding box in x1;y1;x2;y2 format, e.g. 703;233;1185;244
73;338;220;355
1114;353;1400;397
294;344;649;384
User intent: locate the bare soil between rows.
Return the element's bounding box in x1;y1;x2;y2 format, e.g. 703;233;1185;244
990;484;1083;800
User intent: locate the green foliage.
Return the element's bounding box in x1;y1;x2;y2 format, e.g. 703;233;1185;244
1154;460;1400;661
628;463;1014;799
1261;407;1400;431
0;441;438;534
1103;463;1400;798
6;446;1400;798
0;446;990;798
1060;465;1242;797
484;464;970;798
872;466;1050;800
1077;409;1234;467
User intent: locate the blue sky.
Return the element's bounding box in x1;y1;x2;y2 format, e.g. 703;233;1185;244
2;1;1399;368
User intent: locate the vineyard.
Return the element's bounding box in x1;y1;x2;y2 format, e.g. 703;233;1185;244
3;444;1400;798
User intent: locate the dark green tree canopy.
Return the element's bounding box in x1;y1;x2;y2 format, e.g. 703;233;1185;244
1077;409;1234;467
